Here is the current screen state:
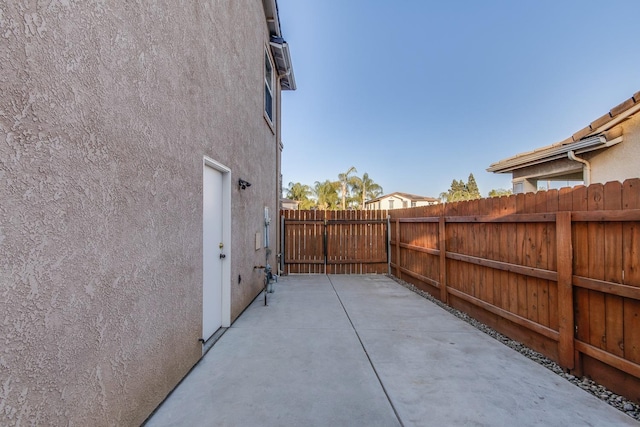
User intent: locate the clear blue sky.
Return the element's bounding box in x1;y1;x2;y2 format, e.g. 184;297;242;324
277;0;639;198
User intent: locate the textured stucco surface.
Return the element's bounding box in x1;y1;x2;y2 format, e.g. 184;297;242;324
1;1;281;425
588;112;640;185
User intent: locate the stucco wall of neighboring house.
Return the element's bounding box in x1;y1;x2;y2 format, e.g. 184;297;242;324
585;112;640;185
511;158;583;181
366;195;437;210
0;1;279;425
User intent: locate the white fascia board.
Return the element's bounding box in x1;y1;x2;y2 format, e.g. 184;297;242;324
487;135;607;173
263;0;281;37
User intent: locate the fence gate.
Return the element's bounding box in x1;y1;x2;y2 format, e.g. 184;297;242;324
281;210;389;274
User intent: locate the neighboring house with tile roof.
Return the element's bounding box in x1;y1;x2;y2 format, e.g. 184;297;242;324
0;1;294;425
488;91;640;193
365;192;439;210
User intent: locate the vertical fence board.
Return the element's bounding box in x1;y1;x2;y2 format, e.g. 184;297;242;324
524;192;539;324
536;191;550;329
573;186;590;348
515;193;528;319
623;179;640;364
587;184;606;350
395;218;401;280
480;198;492;304
445;202;458;293
505;196;519;314
547;189;559;331
470;199;479;297
439;215;447;303
604;181;624;357
489;197;501;306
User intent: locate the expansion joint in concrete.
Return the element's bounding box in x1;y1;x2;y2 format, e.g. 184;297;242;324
327;275;405;427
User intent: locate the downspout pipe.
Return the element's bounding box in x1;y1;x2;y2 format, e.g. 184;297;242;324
568;150;591;186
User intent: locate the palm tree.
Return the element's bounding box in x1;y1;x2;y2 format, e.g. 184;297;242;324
352;172;383;209
313;180;339;210
285;182;314;209
337;166;358;210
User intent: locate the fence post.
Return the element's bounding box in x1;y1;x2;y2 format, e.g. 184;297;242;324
280;214;285;274
323;216;328;275
439;216;448;304
556;211;575;369
395;218;401;280
387;215;391;275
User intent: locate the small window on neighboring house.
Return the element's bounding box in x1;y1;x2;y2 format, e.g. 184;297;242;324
513;181;524;194
403;200;408;208
389;199;394;209
411;201;416;208
265;52;274;123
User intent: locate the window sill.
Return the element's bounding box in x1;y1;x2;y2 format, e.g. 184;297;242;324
263;112;275;135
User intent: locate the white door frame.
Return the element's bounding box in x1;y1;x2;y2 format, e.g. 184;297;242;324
203;156;231;334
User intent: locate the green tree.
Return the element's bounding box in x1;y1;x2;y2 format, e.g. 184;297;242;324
440;174;482;202
285;182;314;209
337;166;359;210
313;180;340;210
467;173;481;199
352;172;383;210
488;188;513;198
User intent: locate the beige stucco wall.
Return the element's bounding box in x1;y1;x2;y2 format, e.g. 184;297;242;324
367;196;437;210
587;112;640;185
0;1;282;425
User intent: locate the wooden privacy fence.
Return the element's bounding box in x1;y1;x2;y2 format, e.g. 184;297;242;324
280;209;388;274
388;178;640;404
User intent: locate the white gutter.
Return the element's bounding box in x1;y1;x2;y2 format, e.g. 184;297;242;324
567;150;591;186
487;135;605;173
269;38;296;90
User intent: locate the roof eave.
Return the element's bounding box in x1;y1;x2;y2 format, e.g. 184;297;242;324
487;135;608;174
262;0;281;37
488;92;640;174
264;0;296;91
270;38;296;91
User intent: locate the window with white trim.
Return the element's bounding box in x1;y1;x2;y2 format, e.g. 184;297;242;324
265;52;274;122
513;181;524;194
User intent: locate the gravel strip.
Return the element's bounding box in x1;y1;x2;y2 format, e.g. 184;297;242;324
390;275;640;422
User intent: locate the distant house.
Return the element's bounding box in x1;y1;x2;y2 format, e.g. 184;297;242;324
488;91;640;193
365;192;439;210
1;1;294;425
281;198;300;210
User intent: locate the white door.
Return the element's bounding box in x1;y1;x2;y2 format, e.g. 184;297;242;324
203;165;224;341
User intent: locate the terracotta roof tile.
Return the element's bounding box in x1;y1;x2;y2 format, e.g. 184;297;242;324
590;112;613;130
610;97;636;117
634;92;640;103
572;125;592;142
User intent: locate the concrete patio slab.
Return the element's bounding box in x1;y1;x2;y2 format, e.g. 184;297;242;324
145;274;638;427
